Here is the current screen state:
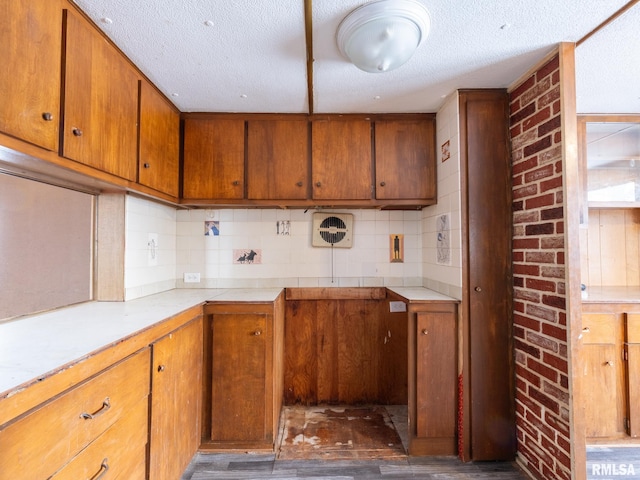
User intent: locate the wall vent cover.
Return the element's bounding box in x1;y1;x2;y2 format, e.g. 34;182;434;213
312;212;353;248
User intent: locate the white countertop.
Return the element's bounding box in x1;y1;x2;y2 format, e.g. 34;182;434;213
0;286;453;400
0;288;282;397
387;287;459;302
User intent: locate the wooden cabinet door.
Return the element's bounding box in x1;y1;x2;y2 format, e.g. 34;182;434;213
211;313;268;442
149;317;203;480
139;81;179;197
378;304;408;405
0;0;62;151
582;313;626;438
415;307;456;449
247;119;309;200
312;119;372;200
375;119;436;200
183;118;245;199
62;8;139;180
461;90;516;460
626;313;640;437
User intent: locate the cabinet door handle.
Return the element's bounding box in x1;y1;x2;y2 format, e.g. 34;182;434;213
143;163;150;169
232;180;240;186
157;364;166;372
72;127;83;137
380;181;386;187
42;112;54;121
89;458;109;480
605;361;613;367
80;397;111;420
422;329;429;335
474;286;482;292
253;330;262;336
315;181;322;187
582;327;590;333
296;181;303;187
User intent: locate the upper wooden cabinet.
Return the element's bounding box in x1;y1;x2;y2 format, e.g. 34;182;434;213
182;117;245;200
312;117;373;201
62;7;139;181
139;81;180;197
0;0;63;151
181;114;437;208
375;118;436;201
247;119;309;200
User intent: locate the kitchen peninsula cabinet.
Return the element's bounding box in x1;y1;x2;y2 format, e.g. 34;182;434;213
247;118;309;200
374;118;436;202
0;0;62;152
312;117;372;201
149;315;203;480
62;6;139;181
202;293;285;450
0;348;150;480
139;80;180;197
182;117;245;200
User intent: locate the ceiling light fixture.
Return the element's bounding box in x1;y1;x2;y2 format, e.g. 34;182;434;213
336;0;430;73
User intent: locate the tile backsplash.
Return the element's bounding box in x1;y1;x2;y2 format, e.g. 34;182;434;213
175;208;423;289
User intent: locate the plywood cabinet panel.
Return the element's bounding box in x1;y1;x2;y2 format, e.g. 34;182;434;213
375;119;436;201
247;119;309;200
312;118;372;200
183;118;245;199
139;80;180;197
283;290;407;406
0;0;62;151
62;7;139;180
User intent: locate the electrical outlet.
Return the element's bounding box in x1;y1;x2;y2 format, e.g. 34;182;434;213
183;272;200;283
389;301;407;313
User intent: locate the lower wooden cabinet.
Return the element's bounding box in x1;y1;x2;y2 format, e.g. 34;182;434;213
0;348;150;480
407;301;458;455
149;315;204;480
581;307;640;440
202;294;285;450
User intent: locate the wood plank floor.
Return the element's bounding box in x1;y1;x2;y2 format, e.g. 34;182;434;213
181;405;529;479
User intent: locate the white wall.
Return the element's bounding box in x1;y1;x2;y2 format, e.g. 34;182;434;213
421;92;463;299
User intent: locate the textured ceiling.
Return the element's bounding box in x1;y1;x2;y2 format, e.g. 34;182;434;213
71;0;638;114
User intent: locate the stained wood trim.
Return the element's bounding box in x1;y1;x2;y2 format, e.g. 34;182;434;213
577;0;640;47
285;287;387;300
560;41;588;480
304;0;313;114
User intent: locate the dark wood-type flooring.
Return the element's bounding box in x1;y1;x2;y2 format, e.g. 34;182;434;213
181;405;529;479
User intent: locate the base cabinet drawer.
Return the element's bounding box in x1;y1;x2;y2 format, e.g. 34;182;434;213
0;348;150;480
49;399;148;479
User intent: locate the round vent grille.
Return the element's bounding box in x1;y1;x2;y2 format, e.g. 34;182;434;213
312;212;353;248
319;216;347;244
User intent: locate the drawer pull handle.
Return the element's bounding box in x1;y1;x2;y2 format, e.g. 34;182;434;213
72;127;83;137
42;112;54;121
253;330;262;336
80;397;111;420
88;458;109;480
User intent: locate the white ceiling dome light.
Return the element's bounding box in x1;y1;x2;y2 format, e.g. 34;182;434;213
336;0;430;73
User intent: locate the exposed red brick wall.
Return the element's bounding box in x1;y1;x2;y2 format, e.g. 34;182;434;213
510;54;571;480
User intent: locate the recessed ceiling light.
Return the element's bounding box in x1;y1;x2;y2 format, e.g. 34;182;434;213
240;94;248;99
204;20;214;27
171;93;179;97
101;17;113;24
500;23;511;30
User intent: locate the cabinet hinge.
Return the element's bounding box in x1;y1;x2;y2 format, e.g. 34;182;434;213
625;417;630;433
623;347;628;361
